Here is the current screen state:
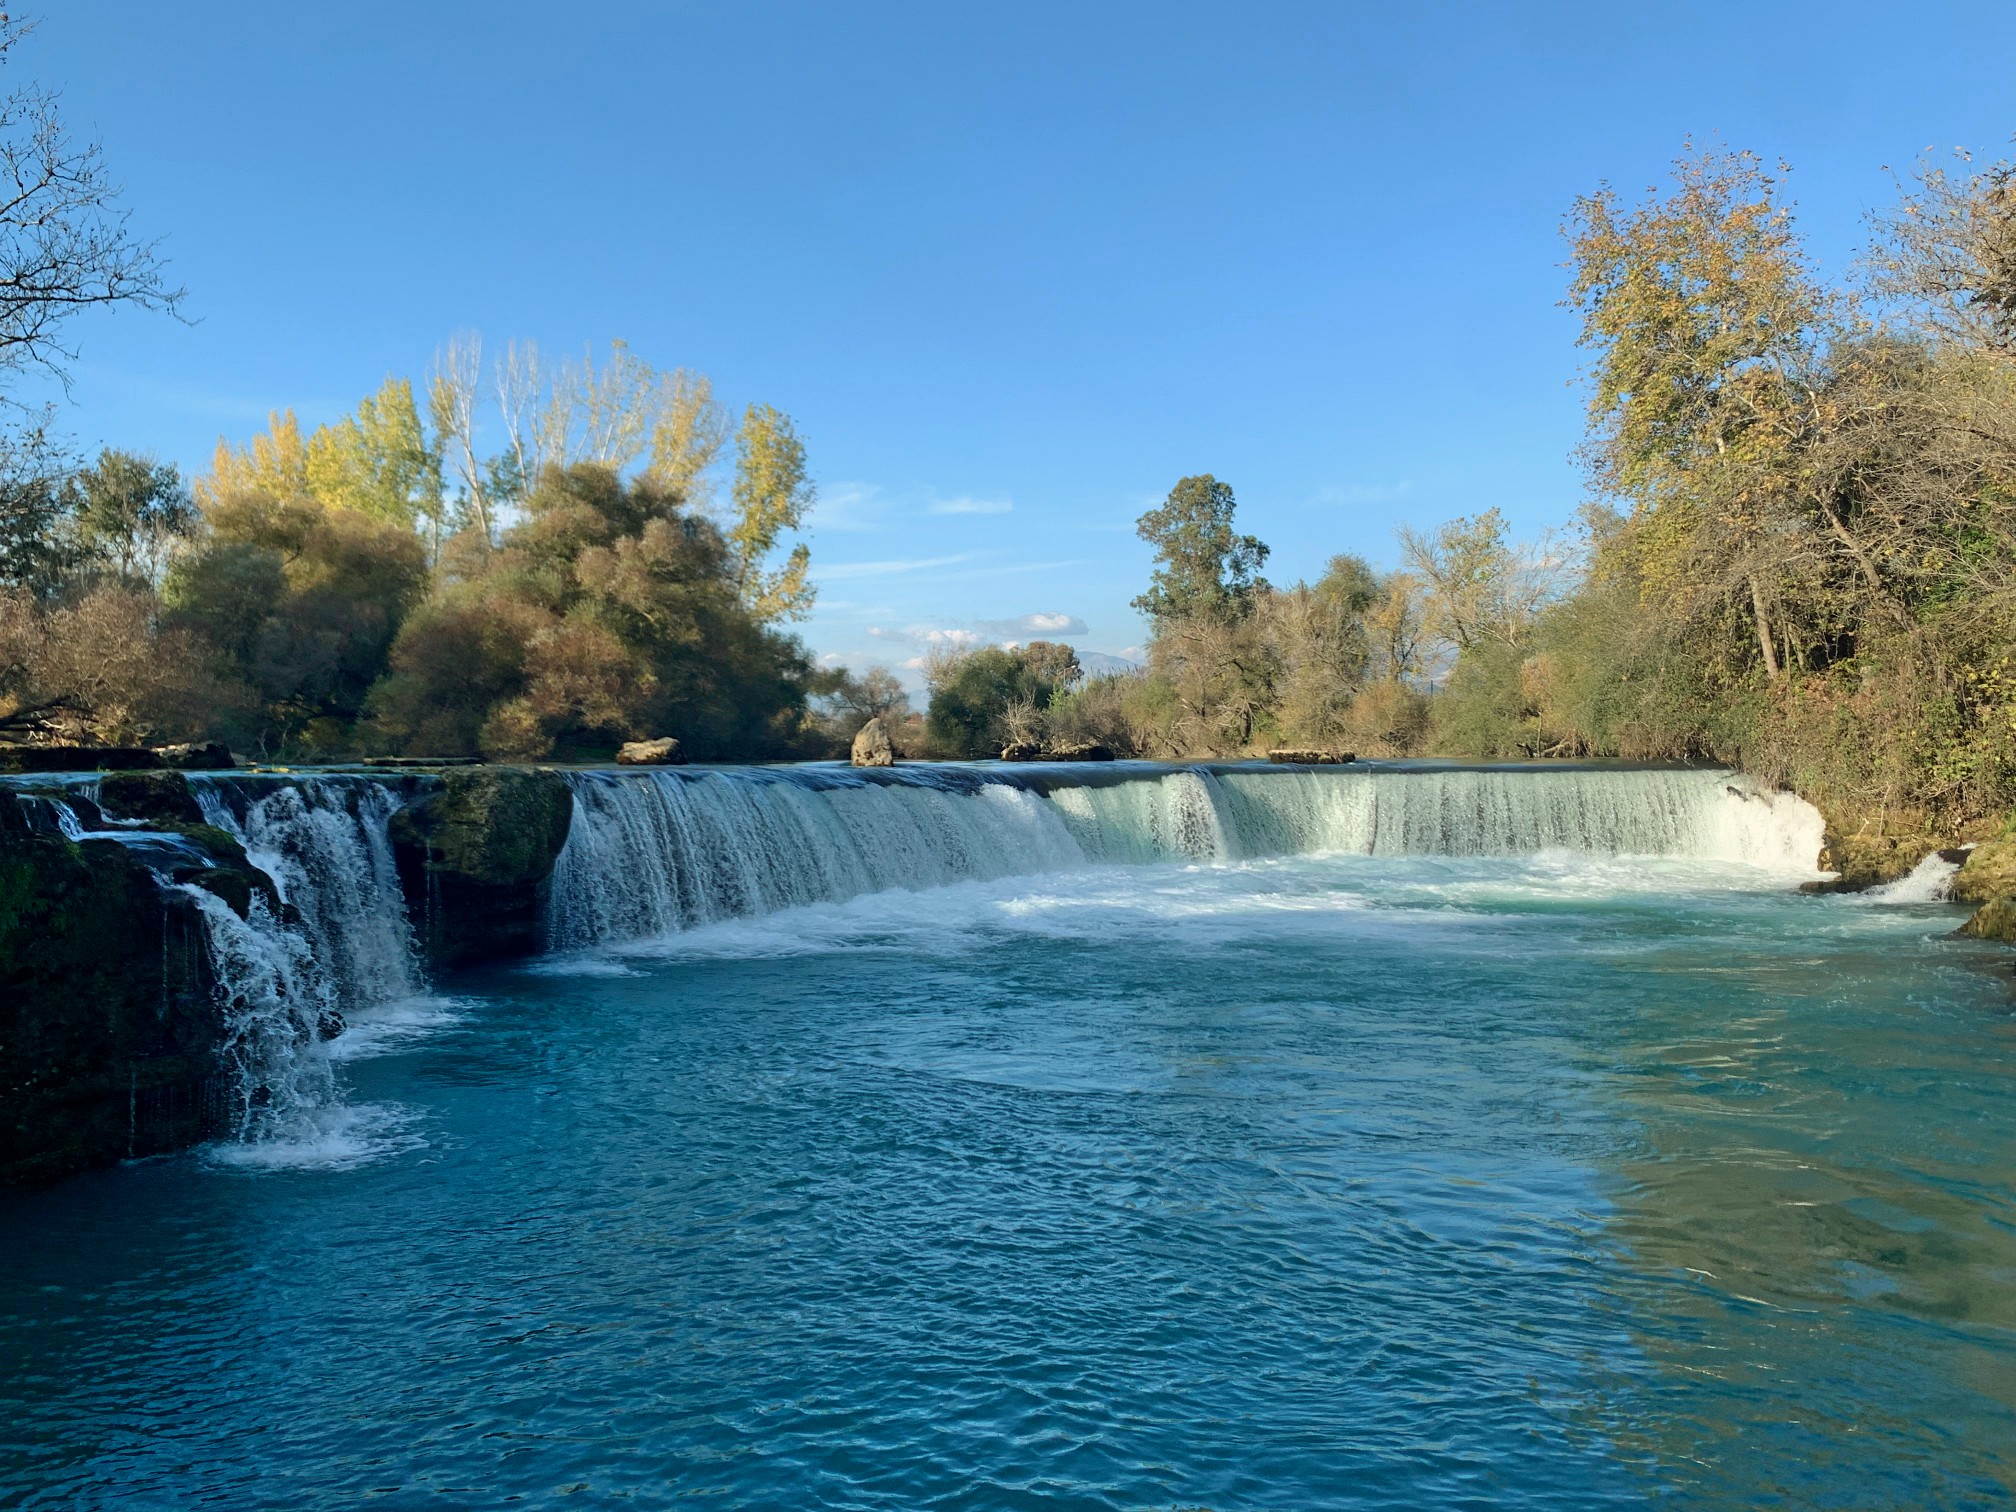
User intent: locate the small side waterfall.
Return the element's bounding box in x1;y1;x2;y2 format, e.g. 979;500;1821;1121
187;775;428;1148
195;777;423;1007
549;763;1827;947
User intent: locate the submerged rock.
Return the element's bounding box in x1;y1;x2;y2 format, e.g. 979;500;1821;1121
390;766;574;965
851;719;895;767
1267;749;1355;765
616;737;687;766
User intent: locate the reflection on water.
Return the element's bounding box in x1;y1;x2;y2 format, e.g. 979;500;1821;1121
1;851;2013;1509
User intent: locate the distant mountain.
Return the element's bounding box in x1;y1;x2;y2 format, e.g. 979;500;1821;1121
1075;650;1144;678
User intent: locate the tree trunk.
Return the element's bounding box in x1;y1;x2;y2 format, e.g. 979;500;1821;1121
1749;577;1782;680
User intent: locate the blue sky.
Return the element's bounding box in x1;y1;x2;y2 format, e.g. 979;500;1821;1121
32;1;2016;686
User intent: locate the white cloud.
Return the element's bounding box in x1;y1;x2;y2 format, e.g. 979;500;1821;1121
928;495;1014;515
973;611;1088;638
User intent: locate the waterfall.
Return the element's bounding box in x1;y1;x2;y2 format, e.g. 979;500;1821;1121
186;775;427;1150
549;763;1826;947
548;766;1085;946
195;776;424;1008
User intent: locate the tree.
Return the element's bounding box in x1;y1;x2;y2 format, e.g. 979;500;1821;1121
72;448;192;585
0;15;182;405
304;377;443;537
925;642;1080;757
1132;474;1269;626
1397;508;1564;656
728;403;816;622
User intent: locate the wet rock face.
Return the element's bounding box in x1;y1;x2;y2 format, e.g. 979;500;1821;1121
0;792;227;1186
389;766;574;965
851;719;895;768
616;737;686;766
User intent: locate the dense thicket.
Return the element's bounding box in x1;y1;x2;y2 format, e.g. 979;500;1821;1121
0;342;834;759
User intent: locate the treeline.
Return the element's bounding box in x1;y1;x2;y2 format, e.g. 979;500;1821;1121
0;340;877;760
923;142;2016;831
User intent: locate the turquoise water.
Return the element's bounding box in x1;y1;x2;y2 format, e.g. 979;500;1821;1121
3;847;2015;1508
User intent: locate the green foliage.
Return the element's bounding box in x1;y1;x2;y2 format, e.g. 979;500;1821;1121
1132;474;1269;626
728;404;816;623
925;642;1081;757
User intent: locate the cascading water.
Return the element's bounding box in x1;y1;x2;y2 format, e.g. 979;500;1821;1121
194;777;423;1007
548;766;1085;945
549;762;1826;947
184;775;428;1150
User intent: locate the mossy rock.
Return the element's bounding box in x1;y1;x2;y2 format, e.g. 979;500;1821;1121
389;767;572;888
1951;838;2016;906
389;766;574;965
95;770;205;827
1959;895;2016;943
1817;830;1945;891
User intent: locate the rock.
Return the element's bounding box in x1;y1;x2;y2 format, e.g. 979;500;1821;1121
362;755;482;769
999;741;1042;762
1950;838;2016;905
616;737;687;766
94;770;205;827
153;742;234;770
1046;742;1115;762
1960;895;2016;943
851;719;895;768
1817;829;1947;891
0;745;163;773
1267;749;1356;765
389;766;574;965
0;792;229;1186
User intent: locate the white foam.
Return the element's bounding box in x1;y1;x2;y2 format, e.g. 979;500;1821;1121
327;995;472;1061
201;1102;425;1172
1856;850;1964;905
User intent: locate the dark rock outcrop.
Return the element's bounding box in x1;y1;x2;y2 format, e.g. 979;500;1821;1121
390;766;574;965
851;719;895;768
617;737;686;766
1048;742;1116;762
0;791;231;1186
1000;741;1041;762
153;742;234;770
0;746;162;773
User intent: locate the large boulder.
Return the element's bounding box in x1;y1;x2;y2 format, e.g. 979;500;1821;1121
617;737;686;766
1047;742;1115;762
94;770;205;827
851;719;895;768
389;766;574;965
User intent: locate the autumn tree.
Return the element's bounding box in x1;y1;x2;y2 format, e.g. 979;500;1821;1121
728;404;816;622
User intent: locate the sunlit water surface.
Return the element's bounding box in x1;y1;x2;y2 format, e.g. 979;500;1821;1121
4;851;2014;1509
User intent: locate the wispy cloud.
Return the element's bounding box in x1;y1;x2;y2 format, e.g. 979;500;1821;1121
928;495;1014;516
814;553;977;581
1311;480;1416;506
814;481;891;533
